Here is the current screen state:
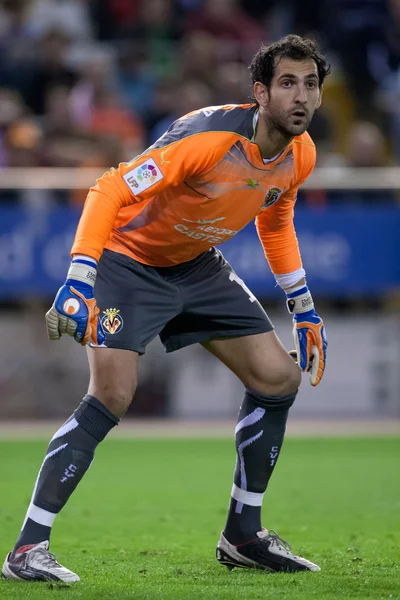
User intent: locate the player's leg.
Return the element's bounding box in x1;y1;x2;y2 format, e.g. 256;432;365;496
204;333;319;571
2;250;181;581
2;347;138;583
3;249;182;582
203;331;299;540
159;249;318;571
86;346;138;417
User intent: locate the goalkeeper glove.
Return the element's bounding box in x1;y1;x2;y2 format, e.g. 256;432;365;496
45;257;105;346
286;285;327;387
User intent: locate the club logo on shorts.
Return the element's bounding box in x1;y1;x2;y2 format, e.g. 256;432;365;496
101;308;123;335
63;298;80;315
261;187;282;209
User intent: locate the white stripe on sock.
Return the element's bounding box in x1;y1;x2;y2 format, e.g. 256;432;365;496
25;503;57;527
21;443;68;530
51;418;79;442
235;407;265;435
231;483;264;507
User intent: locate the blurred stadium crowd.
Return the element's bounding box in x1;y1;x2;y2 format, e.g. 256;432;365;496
0;0;399;207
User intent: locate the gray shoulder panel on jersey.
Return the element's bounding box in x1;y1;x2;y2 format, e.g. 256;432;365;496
147;105;257;151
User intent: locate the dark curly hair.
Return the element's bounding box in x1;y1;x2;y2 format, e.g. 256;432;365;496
250;35;330;98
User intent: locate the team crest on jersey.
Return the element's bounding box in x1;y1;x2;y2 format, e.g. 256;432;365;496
123;158;163;195
101;308;123;335
262;187;282;209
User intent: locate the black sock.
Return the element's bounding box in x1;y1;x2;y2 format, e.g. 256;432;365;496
12;396;119;556
224;388;296;545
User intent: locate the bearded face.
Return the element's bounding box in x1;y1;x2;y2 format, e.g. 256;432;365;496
256;58;322;138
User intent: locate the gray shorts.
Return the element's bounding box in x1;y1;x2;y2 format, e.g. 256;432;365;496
95;248;273;353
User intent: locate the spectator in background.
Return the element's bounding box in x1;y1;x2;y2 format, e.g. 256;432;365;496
115;0;182;78
2;117;51;207
0;85;55;204
331;121;396;205
0;86;46;206
117;41;157;119
150;78;213;143
0;88;29;168
296;109;338;207
346;121;387;170
379;70;400;161
312;0;389;119
26;0;93;41
145;76;181;145
0;0;36;92
4;119;43;168
87;87;144;159
213;61;252;105
42;84;80;136
185;0;264;60
17;28;78;116
88;0;140;41
371;0;400;161
37;76;134;203
0;0;33;52
179;30;220;87
68;47;117;122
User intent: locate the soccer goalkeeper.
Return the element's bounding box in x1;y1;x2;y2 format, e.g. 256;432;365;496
2;34;328;582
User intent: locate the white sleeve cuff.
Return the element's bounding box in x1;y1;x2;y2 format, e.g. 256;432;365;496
274;267;306;290
72;254;97;266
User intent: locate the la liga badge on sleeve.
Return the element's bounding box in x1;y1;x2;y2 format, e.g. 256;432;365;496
123;158;164;194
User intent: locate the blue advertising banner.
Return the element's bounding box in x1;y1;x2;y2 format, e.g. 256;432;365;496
222;207;400;296
0;206;399;298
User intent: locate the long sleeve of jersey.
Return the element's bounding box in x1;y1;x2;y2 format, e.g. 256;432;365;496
71;131;235;261
72;167;132;261
255;139;316;275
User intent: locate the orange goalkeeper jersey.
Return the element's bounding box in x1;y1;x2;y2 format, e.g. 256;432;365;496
71;104;316;274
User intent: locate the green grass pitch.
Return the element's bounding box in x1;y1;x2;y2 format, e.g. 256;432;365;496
1;437;400;599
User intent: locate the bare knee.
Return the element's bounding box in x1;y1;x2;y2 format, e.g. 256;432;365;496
244;357;301;396
89;382;137;419
87;347;138;419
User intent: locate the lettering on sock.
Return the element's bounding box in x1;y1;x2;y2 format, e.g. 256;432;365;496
60;464;77;483
269;446;279;467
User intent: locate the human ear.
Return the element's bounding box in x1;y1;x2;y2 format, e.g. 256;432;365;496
253;82;269;107
315;86;323;109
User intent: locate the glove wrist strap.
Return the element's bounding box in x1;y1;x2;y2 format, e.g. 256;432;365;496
286;286;314;314
67;260;96;288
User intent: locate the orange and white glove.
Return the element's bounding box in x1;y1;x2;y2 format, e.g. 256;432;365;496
45;257;105;346
286;286;327;386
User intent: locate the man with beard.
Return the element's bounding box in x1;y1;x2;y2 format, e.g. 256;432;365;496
3;35;329;582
